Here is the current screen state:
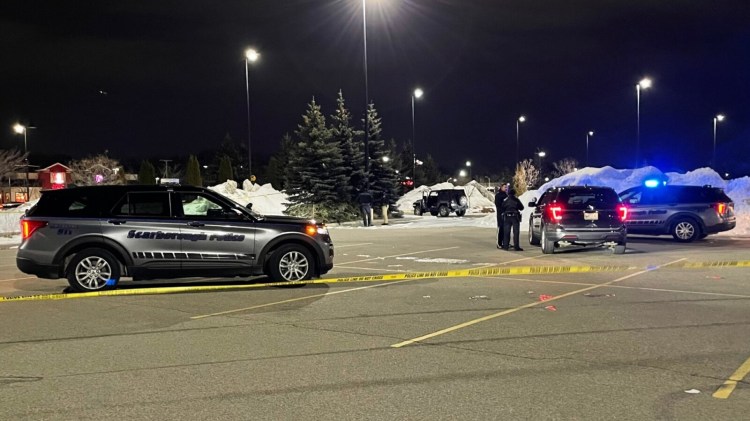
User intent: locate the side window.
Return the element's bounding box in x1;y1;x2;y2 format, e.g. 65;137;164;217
676;188;704;203
29;192;101;217
113;192;171;217
620;188;643;204
180;193;241;220
643;188;678;205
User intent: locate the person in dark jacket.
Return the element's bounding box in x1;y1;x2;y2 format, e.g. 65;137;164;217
494;183;509;248
356;189;373;227
500;188;525;251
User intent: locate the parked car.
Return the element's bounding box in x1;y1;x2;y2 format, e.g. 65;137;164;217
528;186;628;254
17;184;334;292
413;189;469;217
618;183;735;242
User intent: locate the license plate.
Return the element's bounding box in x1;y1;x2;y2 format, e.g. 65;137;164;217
583;211;599;221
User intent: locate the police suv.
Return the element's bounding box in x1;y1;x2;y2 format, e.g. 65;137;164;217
17;185;334;291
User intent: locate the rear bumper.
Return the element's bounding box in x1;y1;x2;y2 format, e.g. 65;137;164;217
704;220;736;234
545;226;627;246
16;257;61;279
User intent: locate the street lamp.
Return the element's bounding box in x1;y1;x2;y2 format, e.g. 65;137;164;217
537;150;546;175
362;0;371;186
244;48;260;179
586;130;594;167
465;160;472;180
516;115;526;167
13;123;30;200
636;77;652;168
459;169;467;178
411;87;423;185
713;114;725;167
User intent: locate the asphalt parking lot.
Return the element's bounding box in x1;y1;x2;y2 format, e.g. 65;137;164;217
1;225;749;420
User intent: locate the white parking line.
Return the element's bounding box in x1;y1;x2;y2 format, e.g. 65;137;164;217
338;246;460;265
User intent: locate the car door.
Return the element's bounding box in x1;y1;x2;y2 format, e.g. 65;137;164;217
176;192;257;275
529;191;550;235
106;191;183;272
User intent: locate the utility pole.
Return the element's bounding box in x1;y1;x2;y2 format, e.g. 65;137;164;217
159;159;172;179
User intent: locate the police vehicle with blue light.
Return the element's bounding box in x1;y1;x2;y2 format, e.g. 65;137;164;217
618;180;735;242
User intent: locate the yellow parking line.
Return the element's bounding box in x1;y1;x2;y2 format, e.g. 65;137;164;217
390;258;686;348
713;354;750;399
190;279;417;319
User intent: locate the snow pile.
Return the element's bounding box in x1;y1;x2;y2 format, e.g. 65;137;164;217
210;180;289;215
395;182;495;215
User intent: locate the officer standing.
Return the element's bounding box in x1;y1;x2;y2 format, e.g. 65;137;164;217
356;189;373;227
500;188;525;251
494;183;509;249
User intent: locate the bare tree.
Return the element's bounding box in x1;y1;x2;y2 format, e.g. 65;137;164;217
513;159;540;195
0;149;28;181
68;154;125;186
552;158;579;178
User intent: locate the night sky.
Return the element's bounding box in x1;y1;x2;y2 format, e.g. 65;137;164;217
2;0;749;176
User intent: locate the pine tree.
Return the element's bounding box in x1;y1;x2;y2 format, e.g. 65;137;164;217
184;155;203;186
421;154;443;185
217;155;234;183
286;98;346;207
137;160;156;184
364;103;399;205
329;90;364;202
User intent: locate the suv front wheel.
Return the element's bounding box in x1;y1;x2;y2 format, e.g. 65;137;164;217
66;248;121;292
269;244;314;282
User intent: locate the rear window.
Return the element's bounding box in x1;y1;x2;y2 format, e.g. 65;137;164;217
112;192;172;217
27;191;102;217
557;189;621;209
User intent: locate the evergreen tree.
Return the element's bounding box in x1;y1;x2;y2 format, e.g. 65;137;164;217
217;155;234;183
267;133;295;190
184;155;203;186
364;103;399;204
286;98;346;208
137;160;156;185
421;154;443;185
329;90;364;202
215;134;246;181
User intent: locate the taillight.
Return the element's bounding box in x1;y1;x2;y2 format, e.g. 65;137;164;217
21;220;47;240
618;206;628;221
714;203;726;216
547;206;563;221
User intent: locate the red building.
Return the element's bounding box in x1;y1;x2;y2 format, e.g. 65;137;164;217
37;163;72;190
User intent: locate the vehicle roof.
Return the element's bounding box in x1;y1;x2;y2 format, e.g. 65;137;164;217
41;184;209;195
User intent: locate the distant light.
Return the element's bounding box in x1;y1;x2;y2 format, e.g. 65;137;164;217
94;174;104;184
644;179;660;188
538;151;546;157
382;156;390;162
413;88;423;99
724;173;730;178
459;170;466;177
13;123;25;134
203;165;208;169
639;78;652;89
544;177;549;182
245;48;260;62
573;168;578;171
716;114;725;122
588;131;594;136
465;160;471;167
518;116;526;123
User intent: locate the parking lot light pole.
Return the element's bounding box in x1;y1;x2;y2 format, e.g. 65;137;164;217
244;48;260;179
636;77;651;168
13;123;30;200
516;115;526;168
411;87;423;185
712;114;725;167
586;130;594;167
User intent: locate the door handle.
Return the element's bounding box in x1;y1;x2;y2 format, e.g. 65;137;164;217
187;221;205;227
107;219;126;225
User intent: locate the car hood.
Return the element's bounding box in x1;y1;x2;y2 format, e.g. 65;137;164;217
261;215;321;226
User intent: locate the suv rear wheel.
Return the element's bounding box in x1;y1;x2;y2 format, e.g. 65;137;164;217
541;228;555;254
269;244;313;282
66;248;121;292
671;218;700;242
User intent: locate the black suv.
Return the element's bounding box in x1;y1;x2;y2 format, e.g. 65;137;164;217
528;186;628;254
17;185;334;292
413;189;469;217
618;184;736;242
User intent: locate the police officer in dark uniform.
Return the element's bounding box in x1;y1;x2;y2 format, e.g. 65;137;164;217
500;188;525;251
494;183;509;249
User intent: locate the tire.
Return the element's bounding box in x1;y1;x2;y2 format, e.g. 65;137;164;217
671;218;700;242
541;227;555;254
456;210;466;217
268;244;314;282
613;242;626;254
528;221;540;246
438;205;449;217
66;248;121;292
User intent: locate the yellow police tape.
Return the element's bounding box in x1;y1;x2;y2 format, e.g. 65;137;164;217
1;260;748;303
